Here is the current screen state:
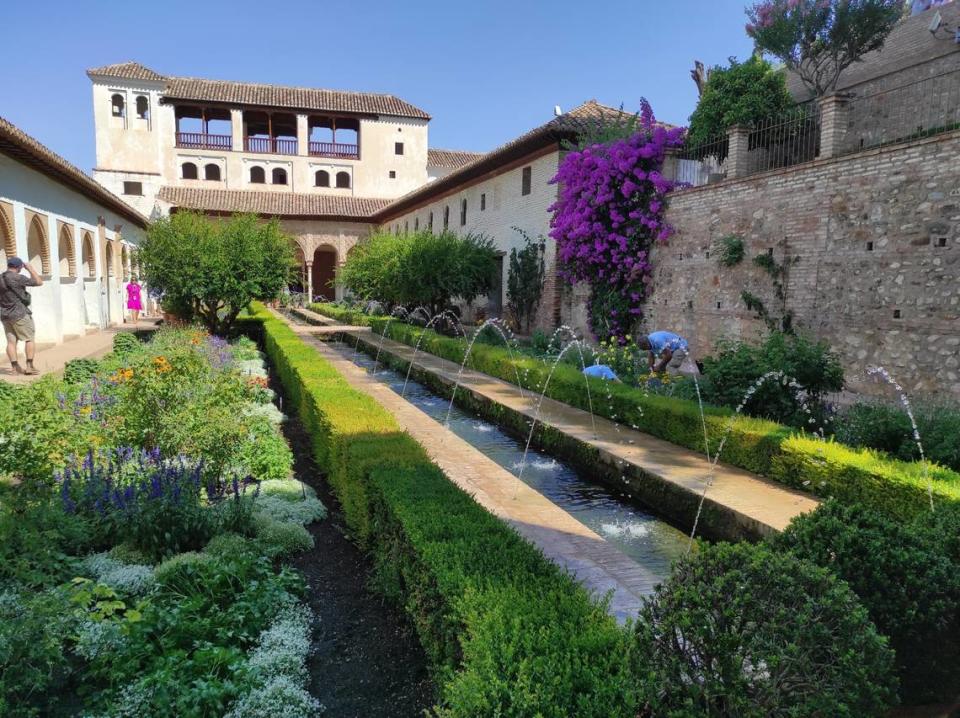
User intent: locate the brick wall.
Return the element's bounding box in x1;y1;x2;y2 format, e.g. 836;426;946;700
647;130;960;401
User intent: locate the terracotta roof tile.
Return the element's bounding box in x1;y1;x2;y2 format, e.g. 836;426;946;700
162;76;430;119
157;186;389;219
87;61;430;119
0;115;149;228
86;61;166;82
427;148;486;168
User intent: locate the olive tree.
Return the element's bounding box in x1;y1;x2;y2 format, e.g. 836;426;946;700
140;211;295;335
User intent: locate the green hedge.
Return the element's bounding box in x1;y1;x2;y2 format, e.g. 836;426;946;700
243;304;640;717
310;303;960;521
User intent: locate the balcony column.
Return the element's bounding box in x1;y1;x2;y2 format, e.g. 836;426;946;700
725;124;751;179
305;260;314;302
230;109;243;153
296;114;309;157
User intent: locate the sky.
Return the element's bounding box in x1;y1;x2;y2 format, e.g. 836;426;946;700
0;0;755;174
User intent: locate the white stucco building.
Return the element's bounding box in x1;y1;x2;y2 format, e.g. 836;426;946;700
0;117;147;346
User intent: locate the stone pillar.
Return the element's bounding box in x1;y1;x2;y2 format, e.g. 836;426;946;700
818;94;849;160
662;148;679;183
726;125;751;179
296;113;309;157
305;260;313;302
230;109;244;152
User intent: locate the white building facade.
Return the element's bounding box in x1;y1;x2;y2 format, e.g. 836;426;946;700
0;117;147;346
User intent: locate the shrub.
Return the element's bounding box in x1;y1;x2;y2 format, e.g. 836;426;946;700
139;211;295;335
236;417;293;482
225;676;322;718
244;604;313;683
255;494;326;525
63;358;99;385
772;501;960;703
203;532;258;559
254;516;314;558
836;399;960;472
80;552;155;596
338;229;499;317
506;228;546;332
634;542;896;717
699;331;844;428
0;495;91;587
111;332;142;359
687;55;794;147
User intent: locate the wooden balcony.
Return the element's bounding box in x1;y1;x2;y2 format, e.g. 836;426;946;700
175;132;232;151
244;137;298;155
309;141;360;159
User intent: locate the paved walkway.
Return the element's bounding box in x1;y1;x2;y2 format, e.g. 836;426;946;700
291;306;818;537
0;321;159;384
280;311;661;622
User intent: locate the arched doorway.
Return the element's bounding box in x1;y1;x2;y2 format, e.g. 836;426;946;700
311;245;337;302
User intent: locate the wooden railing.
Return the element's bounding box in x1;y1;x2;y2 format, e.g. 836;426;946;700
175;132;232;150
244;137;298;155
308;141;359;159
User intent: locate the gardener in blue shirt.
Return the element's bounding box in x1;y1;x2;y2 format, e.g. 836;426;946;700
638;330;695;376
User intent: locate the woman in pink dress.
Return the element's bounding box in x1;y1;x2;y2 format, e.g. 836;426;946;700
126;277;143;324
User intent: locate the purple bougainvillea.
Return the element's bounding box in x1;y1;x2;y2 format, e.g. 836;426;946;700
548;100;684;340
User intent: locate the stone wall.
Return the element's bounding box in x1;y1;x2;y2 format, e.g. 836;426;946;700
647;130;960;401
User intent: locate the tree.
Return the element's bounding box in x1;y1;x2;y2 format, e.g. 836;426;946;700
634;542;896;717
338;230;498;317
746;0;903;97
687;56;795;147
506;228;546;333
139;211;295;335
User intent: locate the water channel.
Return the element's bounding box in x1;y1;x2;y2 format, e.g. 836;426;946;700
328;336;689;585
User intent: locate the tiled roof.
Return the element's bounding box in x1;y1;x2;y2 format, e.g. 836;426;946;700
378;101;652;220
0;116;149;228
787;4;960;99
162;77;430;119
87;62;431;119
427;148;486;168
157;186;390;220
86;61;166;82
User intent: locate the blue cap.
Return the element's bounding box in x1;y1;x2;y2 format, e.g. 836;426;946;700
7;257;23;269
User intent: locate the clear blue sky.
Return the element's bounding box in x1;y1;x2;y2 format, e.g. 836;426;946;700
1;0;754;174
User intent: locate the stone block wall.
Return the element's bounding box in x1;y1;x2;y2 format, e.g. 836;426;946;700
646;130;960;401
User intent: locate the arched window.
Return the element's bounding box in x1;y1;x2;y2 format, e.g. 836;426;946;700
58;226;76;278
27;216;50;276
111;94;125;118
335;171;350;189
250;166;265;184
204;164;221;181
135;95;149;120
82;232;95;278
181;162;198;180
272;168;288;185
443;206;450;230
315;170;330;187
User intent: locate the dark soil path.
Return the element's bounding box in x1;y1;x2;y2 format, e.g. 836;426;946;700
281;409;434;717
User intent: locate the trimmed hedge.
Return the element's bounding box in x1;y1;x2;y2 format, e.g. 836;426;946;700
310;303;960;521
242;304;640;717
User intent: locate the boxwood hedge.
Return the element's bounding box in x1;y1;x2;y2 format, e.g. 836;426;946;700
309;303;960;521
241;304;640;717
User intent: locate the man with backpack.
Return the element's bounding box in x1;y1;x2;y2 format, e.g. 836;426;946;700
0;257;43;375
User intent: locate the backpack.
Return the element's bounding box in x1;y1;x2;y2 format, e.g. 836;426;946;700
0;272;31;308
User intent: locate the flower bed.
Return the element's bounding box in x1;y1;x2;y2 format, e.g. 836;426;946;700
0;329;323;717
309;302;960;521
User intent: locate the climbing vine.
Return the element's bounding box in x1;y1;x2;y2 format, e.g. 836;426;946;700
548;100;685;341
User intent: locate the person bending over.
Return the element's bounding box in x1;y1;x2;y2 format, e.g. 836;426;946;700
637;330;694;376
